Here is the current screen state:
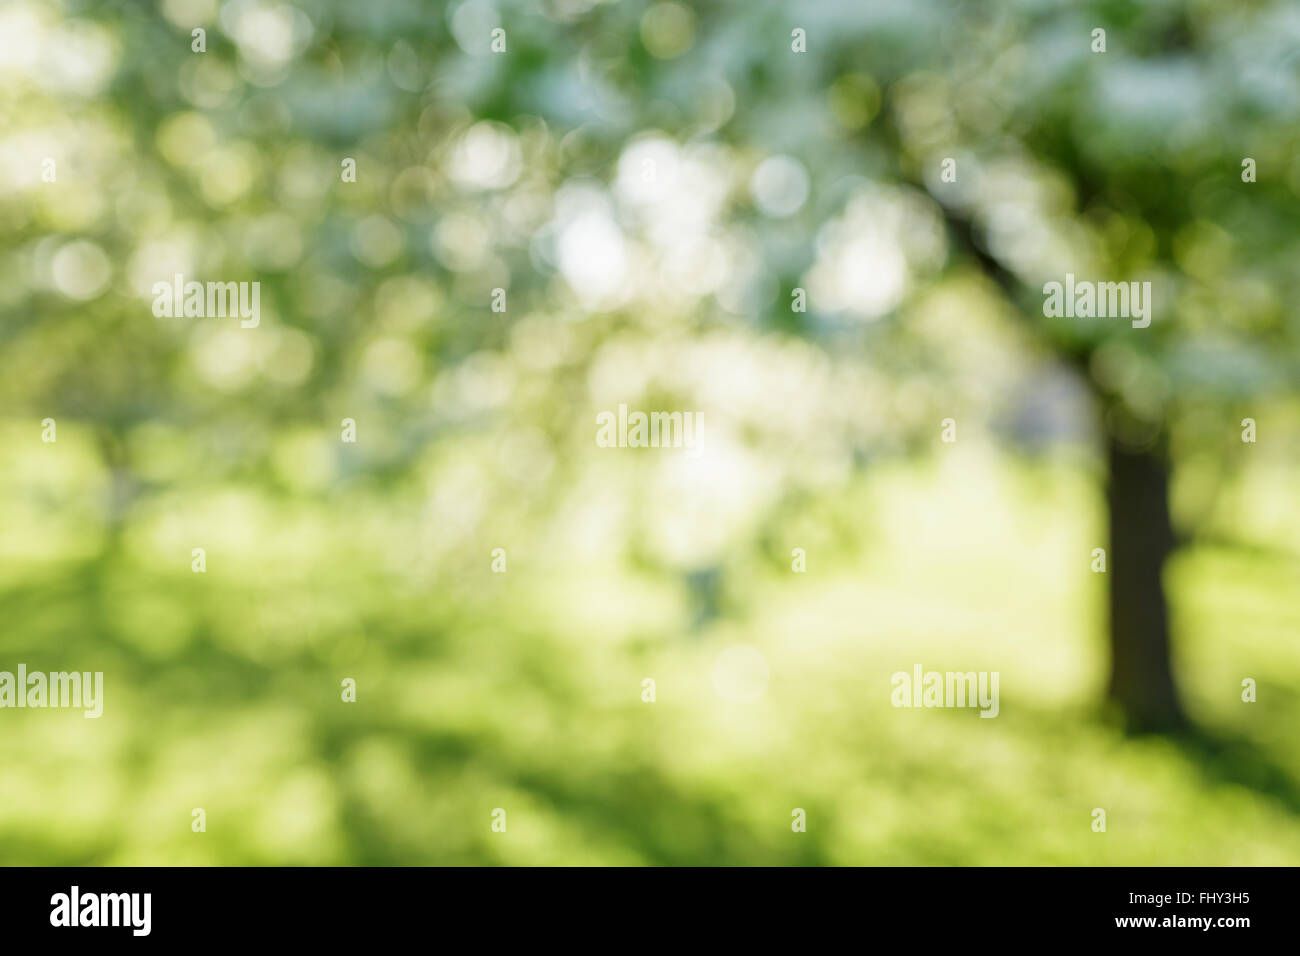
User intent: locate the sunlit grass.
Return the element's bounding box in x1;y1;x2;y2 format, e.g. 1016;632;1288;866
3;437;1297;865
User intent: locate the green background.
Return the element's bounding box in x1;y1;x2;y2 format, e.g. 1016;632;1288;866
1;0;1298;864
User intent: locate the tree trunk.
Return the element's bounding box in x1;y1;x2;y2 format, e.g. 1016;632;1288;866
1105;434;1187;732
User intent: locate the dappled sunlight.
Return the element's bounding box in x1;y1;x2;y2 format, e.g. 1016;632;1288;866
2;0;1299;868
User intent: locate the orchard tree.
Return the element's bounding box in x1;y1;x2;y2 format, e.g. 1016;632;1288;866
5;0;1298;734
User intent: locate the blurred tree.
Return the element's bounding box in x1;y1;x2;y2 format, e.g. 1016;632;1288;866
779;0;1300;731
4;0;1299;737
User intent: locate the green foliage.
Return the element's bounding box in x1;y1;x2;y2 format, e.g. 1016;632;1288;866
1;0;1298;864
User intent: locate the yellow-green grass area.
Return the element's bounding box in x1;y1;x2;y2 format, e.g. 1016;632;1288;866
1;428;1298;865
